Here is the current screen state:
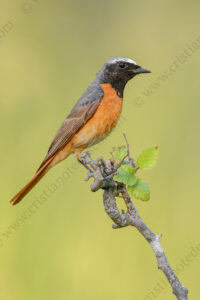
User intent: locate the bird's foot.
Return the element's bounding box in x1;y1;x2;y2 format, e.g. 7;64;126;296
77;152;93;173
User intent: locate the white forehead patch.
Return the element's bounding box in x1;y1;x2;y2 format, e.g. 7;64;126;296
109;57;137;65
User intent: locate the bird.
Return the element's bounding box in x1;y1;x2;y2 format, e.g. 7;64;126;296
10;56;151;205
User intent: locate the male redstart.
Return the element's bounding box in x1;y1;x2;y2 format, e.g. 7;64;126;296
10;57;151;205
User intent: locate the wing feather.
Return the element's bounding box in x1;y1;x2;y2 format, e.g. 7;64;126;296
37;101;100;171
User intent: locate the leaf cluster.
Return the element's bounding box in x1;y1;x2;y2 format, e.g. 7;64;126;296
113;146;159;201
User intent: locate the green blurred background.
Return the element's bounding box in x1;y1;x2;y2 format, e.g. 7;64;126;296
0;1;200;299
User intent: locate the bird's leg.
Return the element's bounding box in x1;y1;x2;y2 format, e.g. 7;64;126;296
76;148;93;172
78;158;93;172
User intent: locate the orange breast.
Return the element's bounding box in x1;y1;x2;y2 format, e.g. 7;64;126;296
71;83;123;149
49;83;123;167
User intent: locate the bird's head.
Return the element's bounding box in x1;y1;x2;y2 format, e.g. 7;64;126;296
97;56;151;95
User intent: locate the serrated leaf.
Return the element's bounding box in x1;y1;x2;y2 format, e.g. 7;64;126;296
114;164;137;186
114;147;127;162
137;146;159;170
128;179;150;201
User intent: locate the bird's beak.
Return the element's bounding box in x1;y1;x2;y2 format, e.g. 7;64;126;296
134;66;151;74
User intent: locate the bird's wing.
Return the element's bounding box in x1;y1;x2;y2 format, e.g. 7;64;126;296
37;99;101;171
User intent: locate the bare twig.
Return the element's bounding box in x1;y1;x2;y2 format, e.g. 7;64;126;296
123;133;137;168
80;138;189;300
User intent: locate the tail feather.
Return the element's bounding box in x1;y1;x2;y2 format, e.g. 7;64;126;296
10;157;54;206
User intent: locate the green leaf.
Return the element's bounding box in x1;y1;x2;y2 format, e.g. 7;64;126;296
121;160;129;165
128;179;150;201
137;146;159;170
114;147;127;162
114;164;137;186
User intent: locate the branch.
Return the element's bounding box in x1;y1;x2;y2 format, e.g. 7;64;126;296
80;137;188;300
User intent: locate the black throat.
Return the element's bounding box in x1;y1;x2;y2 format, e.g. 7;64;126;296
98;77;126;98
110;80;126;98
97;68;128;98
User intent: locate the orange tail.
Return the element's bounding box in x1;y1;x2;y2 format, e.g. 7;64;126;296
10;157;54;206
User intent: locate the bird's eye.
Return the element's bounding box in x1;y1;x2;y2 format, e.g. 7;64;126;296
119;62;125;68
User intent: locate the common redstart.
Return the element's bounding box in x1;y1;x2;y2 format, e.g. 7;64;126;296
10;57;151;205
